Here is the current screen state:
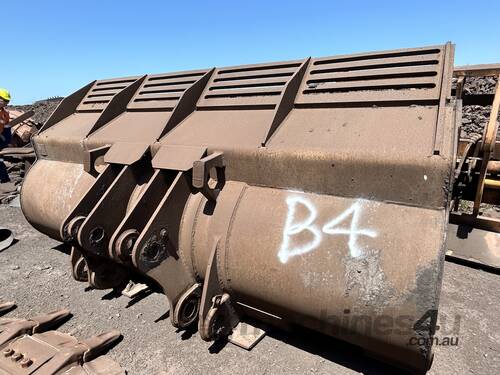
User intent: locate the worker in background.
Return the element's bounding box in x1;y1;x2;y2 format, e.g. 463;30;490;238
0;88;12;183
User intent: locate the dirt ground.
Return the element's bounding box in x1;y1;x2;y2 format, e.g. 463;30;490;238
0;205;499;374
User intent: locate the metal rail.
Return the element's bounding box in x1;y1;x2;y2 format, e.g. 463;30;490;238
454;63;500;77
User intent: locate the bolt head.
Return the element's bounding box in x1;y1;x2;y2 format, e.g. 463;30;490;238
159;228;168;240
20;358;33;368
11;352;23;361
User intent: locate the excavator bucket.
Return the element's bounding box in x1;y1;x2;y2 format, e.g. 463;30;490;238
21;43;458;373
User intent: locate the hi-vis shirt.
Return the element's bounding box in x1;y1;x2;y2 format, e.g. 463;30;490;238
0;108;9;132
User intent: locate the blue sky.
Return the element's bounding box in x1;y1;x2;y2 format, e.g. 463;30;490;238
4;0;500;104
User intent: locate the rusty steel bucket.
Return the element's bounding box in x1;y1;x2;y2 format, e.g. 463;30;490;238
21;43;458;373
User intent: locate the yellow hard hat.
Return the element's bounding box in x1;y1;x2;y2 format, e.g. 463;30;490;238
0;88;11;102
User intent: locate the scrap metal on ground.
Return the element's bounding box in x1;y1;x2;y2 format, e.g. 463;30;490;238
0;228;14;251
0;110;38;204
6;110;38;147
448;63;500;269
0;303;125;374
7;43;500;374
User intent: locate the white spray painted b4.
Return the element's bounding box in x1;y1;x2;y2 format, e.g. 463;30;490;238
278;195;378;263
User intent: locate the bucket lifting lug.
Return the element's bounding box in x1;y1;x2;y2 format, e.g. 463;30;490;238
201;293;234;341
193;152;225;202
199;239;239;341
171;283;202;329
70;246;89;282
115;229;140;263
65;216;85;243
84;145;111;177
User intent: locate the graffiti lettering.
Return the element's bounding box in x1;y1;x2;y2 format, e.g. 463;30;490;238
322;201;377;258
278;196;378;263
278;196;322;264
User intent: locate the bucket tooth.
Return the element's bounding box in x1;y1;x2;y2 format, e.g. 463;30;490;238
30;309;71;334
81;330;122;362
0;302;15;316
0;325;124;374
0;309;70;347
65;356;126;375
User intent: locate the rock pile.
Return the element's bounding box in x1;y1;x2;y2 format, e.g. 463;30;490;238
9;97;62;124
459;76;499;140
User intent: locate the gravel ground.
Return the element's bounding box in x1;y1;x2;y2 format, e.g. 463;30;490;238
0;205;499;375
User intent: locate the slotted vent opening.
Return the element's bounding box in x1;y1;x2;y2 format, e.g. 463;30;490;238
134;97;181;102
81;100;110;105
95;79;136;86
208;81;287;91
205;91;282;99
148;72;206;81
138;88;185;94
214;72;294;83
312;48;441;65
303;83;436;94
310;59;440;75
143;80;198;89
307;70;438;84
92;86;128;92
87;93;115;98
218;62;301;74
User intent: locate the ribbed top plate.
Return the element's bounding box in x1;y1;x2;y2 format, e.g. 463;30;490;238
296;46;445;105
76;77;140;112
197;60;304;108
127;69;209;110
